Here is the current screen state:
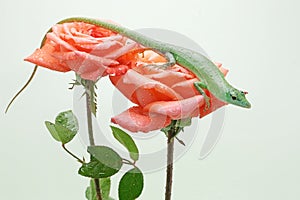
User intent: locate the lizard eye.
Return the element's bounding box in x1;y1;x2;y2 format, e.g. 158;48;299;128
230;93;237;100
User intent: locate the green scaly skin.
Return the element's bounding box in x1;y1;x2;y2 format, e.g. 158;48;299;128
5;17;251;113
60;17;250;108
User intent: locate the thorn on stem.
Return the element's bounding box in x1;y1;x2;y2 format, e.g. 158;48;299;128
175;137;186;146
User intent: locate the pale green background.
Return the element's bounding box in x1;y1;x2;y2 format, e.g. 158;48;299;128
1;0;299;199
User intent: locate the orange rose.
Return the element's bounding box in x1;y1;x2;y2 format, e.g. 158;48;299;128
25;22;138;81
110;50;228;132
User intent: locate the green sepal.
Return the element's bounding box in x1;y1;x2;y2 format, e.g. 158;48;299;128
161;118;191;137
118;167;144;200
110;126;139;162
44;110;78;144
79;146;123;178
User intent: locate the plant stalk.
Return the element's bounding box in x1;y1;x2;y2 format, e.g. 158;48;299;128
85;80;102;200
165;121;177;200
86;82;95;146
62;144;84;164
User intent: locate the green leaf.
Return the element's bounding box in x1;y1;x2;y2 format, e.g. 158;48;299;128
79;146;123;178
86;180;96;200
44;110;79;144
118;167;144;200
110;126;139;161
55;110;79;134
45;121;60;142
86;179;114;200
100;178;111;199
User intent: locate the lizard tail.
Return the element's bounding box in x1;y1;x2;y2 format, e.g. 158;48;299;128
5;66;38;113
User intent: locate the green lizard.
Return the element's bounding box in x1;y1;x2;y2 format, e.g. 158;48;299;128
5;17;250;113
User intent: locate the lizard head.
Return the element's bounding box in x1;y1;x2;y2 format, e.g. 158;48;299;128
225;88;251;108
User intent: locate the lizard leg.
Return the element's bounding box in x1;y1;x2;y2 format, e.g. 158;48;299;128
144;52;176;69
194;82;210;110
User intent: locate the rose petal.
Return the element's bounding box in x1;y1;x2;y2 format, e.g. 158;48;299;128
54;51;119;81
144;95;205;119
106;64;129;76
105;42;139;59
171;78;199;98
110;69;182;106
111;106;171;132
47;32;77;51
143;69;193;87
84;40;123;56
219;66;229;76
25;22;137;80
24;44;70;72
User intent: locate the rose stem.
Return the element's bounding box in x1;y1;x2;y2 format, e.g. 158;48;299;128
165;121;177;200
85;80;103;200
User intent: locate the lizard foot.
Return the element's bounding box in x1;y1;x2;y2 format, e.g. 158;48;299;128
193;81;210;110
203;95;211;110
143;51;175;70
143;62;174;70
